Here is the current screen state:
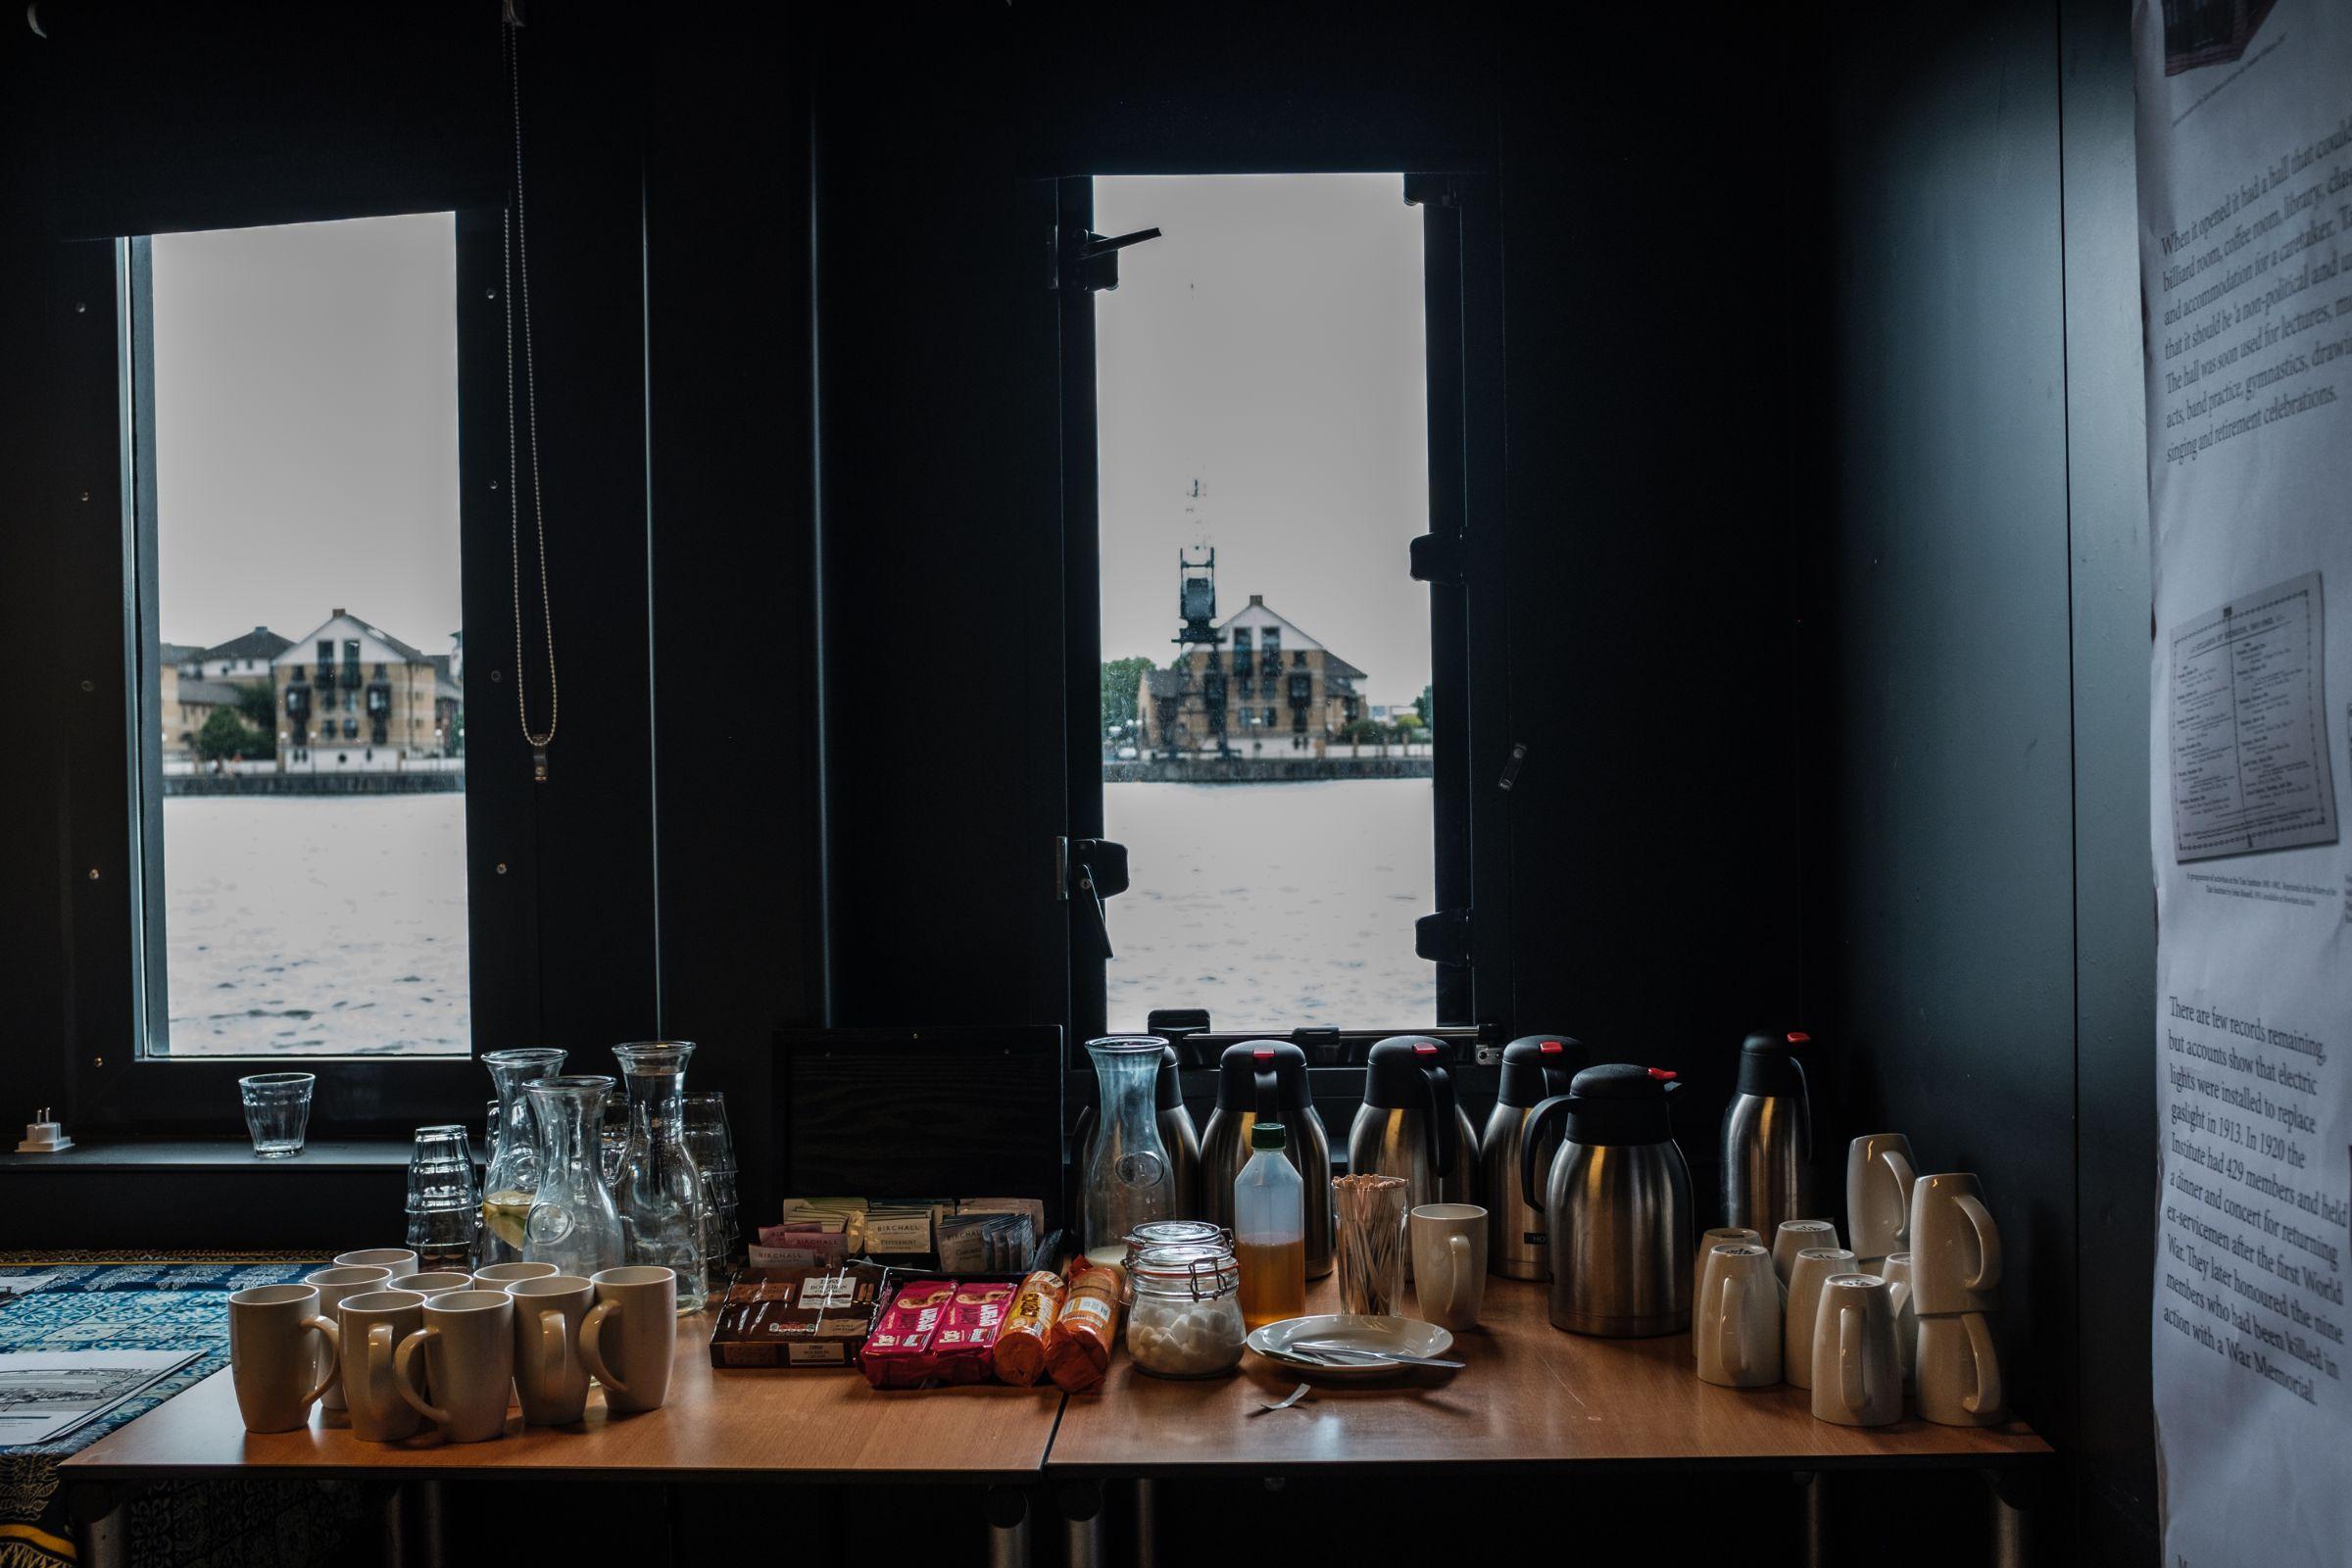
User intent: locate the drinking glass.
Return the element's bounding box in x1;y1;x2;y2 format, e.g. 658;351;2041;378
681;1092;740;1289
239;1073;317;1158
406;1124;482;1273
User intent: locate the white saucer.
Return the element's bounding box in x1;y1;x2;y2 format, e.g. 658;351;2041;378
1246;1313;1455;1377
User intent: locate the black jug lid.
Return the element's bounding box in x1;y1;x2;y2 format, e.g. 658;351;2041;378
1155;1044;1184;1112
1213;1041;1309;1113
1564;1062;1679;1145
1498;1034;1590;1108
1736;1030;1810;1099
1362;1036;1451;1106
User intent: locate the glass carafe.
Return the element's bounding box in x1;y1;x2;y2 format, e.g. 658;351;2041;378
479;1048;567;1264
612;1042;709;1313
521;1074;625;1279
1082;1036;1178;1264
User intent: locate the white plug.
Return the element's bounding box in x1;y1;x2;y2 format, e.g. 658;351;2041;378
15;1107;73;1153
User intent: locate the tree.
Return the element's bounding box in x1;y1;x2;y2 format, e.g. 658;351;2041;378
1394;711;1426;755
233;683;278;759
1414;684;1433;728
1101;657;1156;739
1342;717;1382;754
194;707;262;763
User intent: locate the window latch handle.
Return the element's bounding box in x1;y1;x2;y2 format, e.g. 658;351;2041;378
1065;839;1129;960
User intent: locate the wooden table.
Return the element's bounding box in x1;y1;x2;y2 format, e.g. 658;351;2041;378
1045;1276;2050;1565
62;1308;1060;1565
62;1279;2052;1568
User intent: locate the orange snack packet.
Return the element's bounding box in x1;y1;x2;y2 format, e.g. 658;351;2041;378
1045;1262;1124;1393
992;1270;1067;1387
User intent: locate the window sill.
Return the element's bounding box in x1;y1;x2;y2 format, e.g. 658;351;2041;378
0;1137;418;1174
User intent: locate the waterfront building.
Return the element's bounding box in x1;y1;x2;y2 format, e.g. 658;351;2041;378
1138;595;1365;756
270;610;457;760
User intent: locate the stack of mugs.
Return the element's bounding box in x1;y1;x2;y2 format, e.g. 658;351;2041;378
1693;1217;1847;1394
226;1248;681;1442
1845;1133;2006;1427
1690;1135;2009;1432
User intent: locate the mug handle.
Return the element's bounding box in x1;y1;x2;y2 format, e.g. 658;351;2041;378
298;1316;340;1411
537;1306;572;1391
393;1328;451;1426
366;1323;399;1421
1962;1313;2003;1416
1838;1301;1863;1413
1880;1148;1917;1245
1445;1234;1472;1317
1720;1273;1747;1378
580;1300;628;1398
1956;1194;2002;1291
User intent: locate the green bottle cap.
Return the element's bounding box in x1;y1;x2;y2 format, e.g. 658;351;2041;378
1250;1121;1287;1151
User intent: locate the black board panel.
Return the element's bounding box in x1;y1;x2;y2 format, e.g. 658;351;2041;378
777;1027;1065;1232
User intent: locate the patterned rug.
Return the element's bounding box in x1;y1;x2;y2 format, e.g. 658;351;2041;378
0;1260;362;1568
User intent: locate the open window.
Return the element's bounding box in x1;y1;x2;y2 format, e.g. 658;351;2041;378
1061;172;1503;1044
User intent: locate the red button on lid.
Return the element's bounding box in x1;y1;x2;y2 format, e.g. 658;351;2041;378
1787;1031;1811;1045
1252;1049;1275;1062
1413;1044;1439;1055
1539;1041;1563;1054
1646;1067;1678;1081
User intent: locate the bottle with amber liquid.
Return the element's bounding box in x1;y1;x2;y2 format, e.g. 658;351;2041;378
1235;1121;1306;1329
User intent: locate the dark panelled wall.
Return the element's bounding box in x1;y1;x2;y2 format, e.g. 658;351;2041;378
1813;0;2156;1560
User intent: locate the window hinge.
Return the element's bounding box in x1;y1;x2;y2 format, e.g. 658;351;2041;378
1052;224;1163;293
1415;908;1471;968
1408;533;1464;588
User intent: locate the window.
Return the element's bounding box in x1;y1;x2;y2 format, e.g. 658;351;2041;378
1080;172;1462;1035
129;212;469;1058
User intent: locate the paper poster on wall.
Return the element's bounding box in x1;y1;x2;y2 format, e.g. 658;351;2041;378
2135;3;2352;1565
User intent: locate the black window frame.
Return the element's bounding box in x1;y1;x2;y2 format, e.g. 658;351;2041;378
1054;168;1509;1045
56;207;542;1134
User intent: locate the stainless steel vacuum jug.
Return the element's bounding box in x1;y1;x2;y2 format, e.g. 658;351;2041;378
1478;1034;1589;1280
1719;1029;1812;1238
1075;1042;1201;1219
1520;1063;1694;1336
1348;1037;1480;1218
1200;1041;1333;1278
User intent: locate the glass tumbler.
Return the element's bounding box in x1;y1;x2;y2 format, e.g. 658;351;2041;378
238;1073;316;1158
681;1092;741;1289
405;1124;482;1273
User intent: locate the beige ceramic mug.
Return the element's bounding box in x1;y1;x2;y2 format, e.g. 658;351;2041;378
1771;1220;1839;1287
394;1289;514;1444
1695;1244;1781;1388
1409;1203;1489;1330
1844;1134;1917;1266
1809;1273;1901;1426
303;1265;389;1411
509;1274;597;1425
1877;1250;1920;1383
1906;1172;2002;1315
1782;1247;1856;1391
336;1289;425;1443
580;1266;677;1413
1696;1227;1762;1283
228;1284;341;1434
1916;1311;2005;1426
334;1249;418;1279
398;1271;478;1297
473;1261;561;1290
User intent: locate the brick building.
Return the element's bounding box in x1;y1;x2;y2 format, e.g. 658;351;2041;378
271;610;456;760
1139;596;1365;756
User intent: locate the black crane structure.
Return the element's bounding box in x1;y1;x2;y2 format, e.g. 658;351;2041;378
1167;546;1230;760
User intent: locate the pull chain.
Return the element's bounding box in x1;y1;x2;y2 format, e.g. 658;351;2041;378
505;20;558;781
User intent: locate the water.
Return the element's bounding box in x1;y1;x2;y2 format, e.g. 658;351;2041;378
1102;778;1435;1031
161;781;1431;1054
162;795;470;1056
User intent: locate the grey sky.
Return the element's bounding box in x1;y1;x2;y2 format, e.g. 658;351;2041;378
1094;174;1430;706
153;211;463;656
